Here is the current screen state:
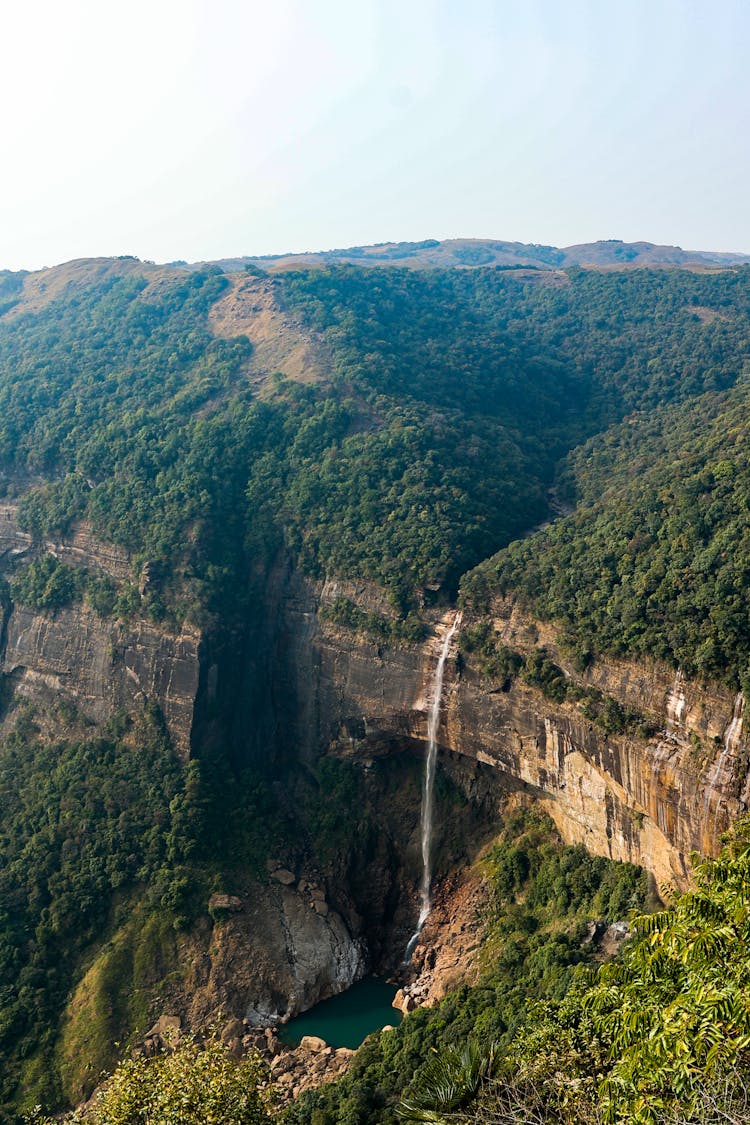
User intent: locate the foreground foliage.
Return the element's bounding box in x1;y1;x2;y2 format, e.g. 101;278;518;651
588;823;750;1120
286;812;648;1125
398;819;750;1125
29;1035;274;1125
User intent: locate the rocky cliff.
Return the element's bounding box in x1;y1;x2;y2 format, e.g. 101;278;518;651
3;507;747;1062
0;502;199;756
182;881;365;1028
269;570;750;890
3;505;744;891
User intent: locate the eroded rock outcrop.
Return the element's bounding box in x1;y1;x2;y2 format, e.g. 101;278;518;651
182;883;365;1026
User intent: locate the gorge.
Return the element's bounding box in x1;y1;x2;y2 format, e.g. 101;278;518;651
1;249;750;1119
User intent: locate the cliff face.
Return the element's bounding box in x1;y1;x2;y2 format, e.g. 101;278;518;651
480;600;748;882
0;503;199;757
182;883;365;1028
5;509;749;1071
270;572;749;889
2;497;745;892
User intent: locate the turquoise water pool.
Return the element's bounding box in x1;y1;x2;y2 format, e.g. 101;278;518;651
279;978;401;1049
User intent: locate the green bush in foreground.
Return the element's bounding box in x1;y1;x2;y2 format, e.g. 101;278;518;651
28;1036;274;1125
405;818;750;1124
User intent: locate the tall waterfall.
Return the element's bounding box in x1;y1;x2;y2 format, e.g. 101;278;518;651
704;691;745;834
405;612;461;963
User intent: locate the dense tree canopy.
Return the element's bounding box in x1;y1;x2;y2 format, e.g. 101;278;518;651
4;261;748;616
464;373;750;686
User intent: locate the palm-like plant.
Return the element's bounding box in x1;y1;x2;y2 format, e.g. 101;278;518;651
586;821;750;1123
398;1041;496;1123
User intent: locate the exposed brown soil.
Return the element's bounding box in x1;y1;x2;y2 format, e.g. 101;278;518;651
686;304;730;323
208;275;331;390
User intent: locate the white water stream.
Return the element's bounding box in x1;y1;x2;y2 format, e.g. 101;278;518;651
404;612;461;963
703;691;745;834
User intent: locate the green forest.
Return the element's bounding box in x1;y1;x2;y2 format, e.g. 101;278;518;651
463;366;750;687
1;258;750;1121
4;262;748;618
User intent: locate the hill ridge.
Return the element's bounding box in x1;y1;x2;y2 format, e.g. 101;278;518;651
181;236;750;274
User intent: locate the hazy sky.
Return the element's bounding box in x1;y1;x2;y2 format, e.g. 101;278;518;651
2;0;748;270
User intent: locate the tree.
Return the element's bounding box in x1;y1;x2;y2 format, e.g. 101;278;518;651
28;1036;276;1125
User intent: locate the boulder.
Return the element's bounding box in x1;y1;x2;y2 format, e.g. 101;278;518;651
145;1014;182;1045
392;989;416;1014
271;868;296;886
208;893;243;913
221;1017;245;1043
300;1035;328;1052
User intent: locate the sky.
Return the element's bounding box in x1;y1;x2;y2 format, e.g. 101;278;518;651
1;0;748;271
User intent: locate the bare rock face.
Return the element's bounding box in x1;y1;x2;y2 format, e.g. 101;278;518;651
1;603;200;756
267;570;425;766
0;502;132;578
10;503;726;894
479;598;749;880
183;883;366;1027
0;504;199;757
404;865;491;1006
272;574;750;888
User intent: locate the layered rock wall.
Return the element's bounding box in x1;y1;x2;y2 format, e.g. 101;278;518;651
271;574;750;887
2;496;746;888
0;504;199;756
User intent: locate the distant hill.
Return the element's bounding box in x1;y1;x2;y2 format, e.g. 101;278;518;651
186;237;750;274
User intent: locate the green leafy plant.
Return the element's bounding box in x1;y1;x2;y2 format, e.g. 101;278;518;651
28;1035;275;1125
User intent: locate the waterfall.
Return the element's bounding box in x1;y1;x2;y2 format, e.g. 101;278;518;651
704;692;745;835
404;612;461;963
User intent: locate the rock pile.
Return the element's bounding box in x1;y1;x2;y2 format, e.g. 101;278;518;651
269;1036;355;1104
134;1011;356;1105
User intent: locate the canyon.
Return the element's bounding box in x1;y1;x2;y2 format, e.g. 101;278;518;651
3;500;745;883
2;500;746;1056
